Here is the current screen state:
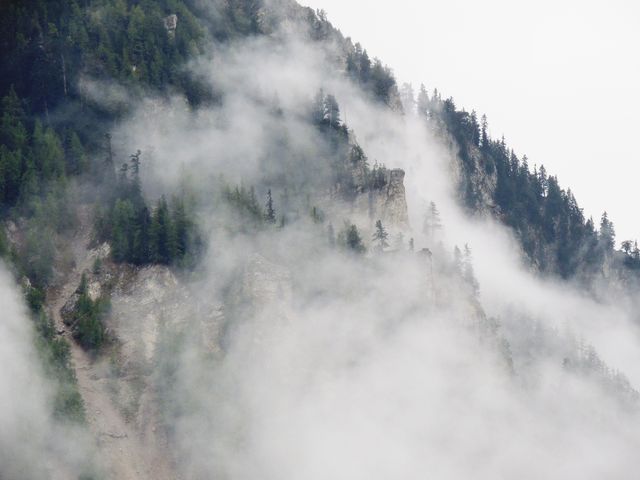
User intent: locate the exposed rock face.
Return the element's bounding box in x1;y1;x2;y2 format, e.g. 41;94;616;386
110;264;223;363
325;138;411;232
372;168;409;228
239;253;293;310
60;293;80;326
225;253;294;342
450;141;497;215
349;168;410;230
163;14;177;38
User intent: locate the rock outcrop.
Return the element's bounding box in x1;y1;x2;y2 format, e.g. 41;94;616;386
163;14;177;38
354;168;409;229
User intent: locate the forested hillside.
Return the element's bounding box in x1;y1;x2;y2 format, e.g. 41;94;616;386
2;0;636;287
0;0;637;426
1;1;640;479
411;87;640;281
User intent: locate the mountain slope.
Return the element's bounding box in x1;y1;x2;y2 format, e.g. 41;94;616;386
1;1;640;479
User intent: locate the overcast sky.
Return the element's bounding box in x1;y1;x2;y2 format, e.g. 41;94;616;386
302;0;640;243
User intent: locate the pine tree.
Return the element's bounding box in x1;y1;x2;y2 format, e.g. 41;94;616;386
311;89;325;125
399;83;415;115
111;199;135;262
131;205;151;265
264;189;276;224
599;212;616;254
172;197;190;259
372;219;389;251
129;149;143;206
73;273;108;351
417;84;429;118
150;196;174;264
453;245;463;273
462;244;480;297
423;201;443;239
0;87;28;152
103;133;116;186
480;114;489;149
65;130;87;175
339;223;365;254
324;94;341;128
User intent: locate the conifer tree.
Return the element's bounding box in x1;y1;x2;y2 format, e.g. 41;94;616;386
417;84;430;118
453;245;463;273
264;189;276;224
324;94;341;128
599;212;616;254
462;244;480;297
423;201;443;239
372;219;389;251
311;89;325;125
339;223;365;254
480;114;489;149
150;196;174;264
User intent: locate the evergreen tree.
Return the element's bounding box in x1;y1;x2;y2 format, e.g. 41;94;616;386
399;83;415;115
339;223;365;254
311;89;325;125
111;199;135;262
131;205;152;265
462;244;480;297
150;196;174;265
423;201;443;239
417;84;429;118
480;114;489;149
0;87;28;152
372;219;389;251
64;130;87;175
324;94;341;128
453;245;463;274
264;189;276;223
72;273;109;351
129;149;143;206
599;212;616;254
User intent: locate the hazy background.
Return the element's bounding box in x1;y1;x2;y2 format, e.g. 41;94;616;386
302;0;640;243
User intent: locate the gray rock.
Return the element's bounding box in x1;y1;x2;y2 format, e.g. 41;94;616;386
60;293;80;326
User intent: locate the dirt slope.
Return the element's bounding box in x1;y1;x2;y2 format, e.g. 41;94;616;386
47;206;176;480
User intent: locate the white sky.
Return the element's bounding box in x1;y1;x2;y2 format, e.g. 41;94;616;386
302;0;640;242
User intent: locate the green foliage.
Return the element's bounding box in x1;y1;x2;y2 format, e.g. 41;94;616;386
96;153;200;267
346;43;399;105
372;219;389;251
0;224;7;258
419;93;618;279
25;284;85;422
222;183;264;227
21;225;56;288
72;274;110;351
338;223;366;254
0;0;206;114
264;189;276;224
423;201;442;241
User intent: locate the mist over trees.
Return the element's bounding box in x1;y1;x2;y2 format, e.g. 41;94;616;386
1;1;640;479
